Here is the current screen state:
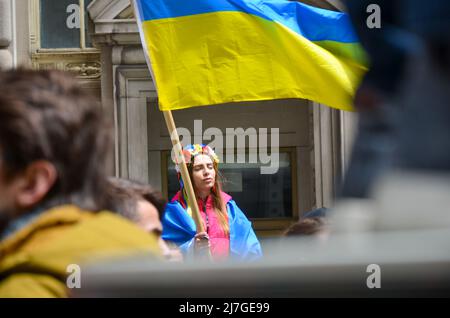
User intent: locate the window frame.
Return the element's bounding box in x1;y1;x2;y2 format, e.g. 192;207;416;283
29;0;101;90
31;0;96;52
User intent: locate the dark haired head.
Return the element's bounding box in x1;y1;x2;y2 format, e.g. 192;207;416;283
106;177;166;220
0;69;113;212
283;217;326;237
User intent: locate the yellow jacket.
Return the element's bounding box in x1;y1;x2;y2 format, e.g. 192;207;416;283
0;205;162;297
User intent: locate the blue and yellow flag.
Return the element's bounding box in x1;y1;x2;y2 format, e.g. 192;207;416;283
133;0;367;111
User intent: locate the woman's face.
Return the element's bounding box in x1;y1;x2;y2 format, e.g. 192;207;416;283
192;154;216;195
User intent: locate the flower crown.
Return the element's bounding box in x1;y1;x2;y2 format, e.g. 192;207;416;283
173;144;219;173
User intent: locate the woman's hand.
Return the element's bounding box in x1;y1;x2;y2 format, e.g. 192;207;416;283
194;232;210;255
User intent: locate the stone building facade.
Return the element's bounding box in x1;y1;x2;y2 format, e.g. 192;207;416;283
2;0;357;236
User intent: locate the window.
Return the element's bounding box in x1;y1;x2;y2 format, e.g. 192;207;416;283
30;0;101;95
220;152;294;219
162;148;299;237
39;0;94;49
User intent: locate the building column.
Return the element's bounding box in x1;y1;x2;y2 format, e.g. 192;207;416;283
0;0;13;69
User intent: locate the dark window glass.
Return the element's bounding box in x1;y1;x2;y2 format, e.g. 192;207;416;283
40;0;80;48
167;152;293;219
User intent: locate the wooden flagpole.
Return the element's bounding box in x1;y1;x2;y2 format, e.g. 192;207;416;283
163;110;205;233
132;1;209;257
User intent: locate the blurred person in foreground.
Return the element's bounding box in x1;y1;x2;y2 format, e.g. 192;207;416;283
340;0;406;198
283;208;330;241
284;217;327;236
342;0;450;198
106;177;183;262
334;1;450;232
0;69;162;297
162;144;262;262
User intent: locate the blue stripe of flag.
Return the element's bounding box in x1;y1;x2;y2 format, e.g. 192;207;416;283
134;0;359;43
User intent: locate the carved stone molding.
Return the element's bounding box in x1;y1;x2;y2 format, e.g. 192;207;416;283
88;0;138;46
66;61;101;79
31;50;101;79
88;0;131;20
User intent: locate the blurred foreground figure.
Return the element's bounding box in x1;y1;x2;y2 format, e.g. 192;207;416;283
340;0;405;198
106;178;183;262
341;0;450;198
0;70;162;297
283;217;328;239
283;208;329;239
335;1;450;231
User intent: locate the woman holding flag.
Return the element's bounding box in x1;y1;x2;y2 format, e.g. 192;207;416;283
162;144;262;261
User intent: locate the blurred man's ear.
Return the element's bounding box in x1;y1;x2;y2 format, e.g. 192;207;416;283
15;161;57;209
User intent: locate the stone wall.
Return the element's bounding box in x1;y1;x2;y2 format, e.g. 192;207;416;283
0;0;13;69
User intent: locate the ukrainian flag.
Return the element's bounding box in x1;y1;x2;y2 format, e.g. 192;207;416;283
133;0;367;111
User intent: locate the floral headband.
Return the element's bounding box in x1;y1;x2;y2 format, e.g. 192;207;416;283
173;144;219;174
